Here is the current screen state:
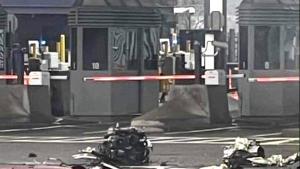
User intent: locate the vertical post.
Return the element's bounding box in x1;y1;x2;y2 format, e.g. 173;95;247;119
60;34;66;63
194;40;202;84
228;29;235;62
188;13;192;30
56;42;61;61
32;44;36;58
204;0;227;70
248;25;254;70
137;28;144;113
279;25;285;70
222;0;227;33
222;0;228;70
204;0;210;29
77;27;83;71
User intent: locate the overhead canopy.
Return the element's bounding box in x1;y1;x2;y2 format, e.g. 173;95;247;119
0;0;80;14
0;0;177;13
80;0;176;7
68;7;162;27
238;0;300;25
238;0;299;10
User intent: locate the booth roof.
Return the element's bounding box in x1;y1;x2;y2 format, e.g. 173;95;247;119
238;0;299;10
81;0;176;7
0;0;78;8
0;0;176;8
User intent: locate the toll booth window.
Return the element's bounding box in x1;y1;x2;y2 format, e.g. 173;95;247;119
83;28;108;70
111;28;138;71
283;26;299;70
239;26;248;69
144;28;159;70
0;29;4;70
254;26;280;70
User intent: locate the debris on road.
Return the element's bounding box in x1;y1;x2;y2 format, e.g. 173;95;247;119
223;137;265;168
202;137;300;169
248;152;300;167
73;124;153;167
199;164;228;169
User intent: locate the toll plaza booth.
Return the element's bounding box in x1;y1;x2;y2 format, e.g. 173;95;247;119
68;0;175;116
237;0;299;119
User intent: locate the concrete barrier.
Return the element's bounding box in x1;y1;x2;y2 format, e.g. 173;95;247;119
132;85;231;132
0;85;30;122
0;85;54;123
27;86;55;122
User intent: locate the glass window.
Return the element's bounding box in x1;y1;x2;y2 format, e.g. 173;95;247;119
0;29;4;70
254;26;280;70
127;30;138;70
144;28;159;70
83;28;108;70
284;26;299;70
239;26;248;69
111;28;138;71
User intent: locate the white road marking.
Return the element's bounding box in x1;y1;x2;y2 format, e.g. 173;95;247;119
186;137;236;144
164;126;239;135
0;136;298;145
83;130;108;135
152;137;209;144
148;137;182;141
0;125;77;133
261;138;299;145
251;132;282;137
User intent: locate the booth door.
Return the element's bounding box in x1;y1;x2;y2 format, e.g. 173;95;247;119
110;28;141;115
109;28;160;115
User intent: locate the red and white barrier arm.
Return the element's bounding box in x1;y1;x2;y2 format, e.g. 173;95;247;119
84;74;246;82
0;75;19;80
0;75;67;80
83;75;196;82
248;77;299;83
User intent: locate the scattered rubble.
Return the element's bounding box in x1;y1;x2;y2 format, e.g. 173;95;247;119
202;137;299;169
248;152;299;167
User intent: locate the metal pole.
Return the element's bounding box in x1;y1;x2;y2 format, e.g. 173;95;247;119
137;28;144;113
194;40;201;84
222;0;227;33
188;13;192;30
204;0;210;29
228;29;235;62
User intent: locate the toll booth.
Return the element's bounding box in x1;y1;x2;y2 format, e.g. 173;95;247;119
237;0;299;117
68;1;174;116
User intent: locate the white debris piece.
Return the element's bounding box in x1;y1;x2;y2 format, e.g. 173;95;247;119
233;137;251;151
199;164;228;169
247;152;300;167
223;137;263;159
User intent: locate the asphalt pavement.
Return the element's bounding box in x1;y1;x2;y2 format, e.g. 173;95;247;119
0;123;298;168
